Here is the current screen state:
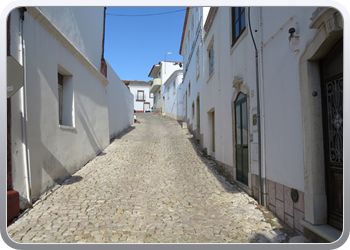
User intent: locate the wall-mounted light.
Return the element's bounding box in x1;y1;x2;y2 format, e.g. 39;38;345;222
288;23;299;52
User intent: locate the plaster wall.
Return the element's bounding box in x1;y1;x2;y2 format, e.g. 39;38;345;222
38;7;104;70
106;61;134;139
11;10;110;205
163;71;183;119
260;7;317;191
129;84;153;112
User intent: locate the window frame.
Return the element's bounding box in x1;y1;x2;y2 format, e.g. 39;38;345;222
192;102;195;118
58;73;64;125
231;7;246;47
136;90;145;101
208;43;214;76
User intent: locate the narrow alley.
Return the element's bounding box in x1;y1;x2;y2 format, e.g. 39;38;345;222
7;114;298;243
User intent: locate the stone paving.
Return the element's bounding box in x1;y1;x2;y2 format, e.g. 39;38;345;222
7;113;299;243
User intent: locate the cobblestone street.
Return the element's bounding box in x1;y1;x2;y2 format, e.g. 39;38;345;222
7;113;299;243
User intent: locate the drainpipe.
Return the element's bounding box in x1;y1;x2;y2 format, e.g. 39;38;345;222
20;8;32;206
248;7;266;206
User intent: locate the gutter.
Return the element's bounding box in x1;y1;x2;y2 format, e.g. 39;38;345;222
248;7;266;206
20;8;32;206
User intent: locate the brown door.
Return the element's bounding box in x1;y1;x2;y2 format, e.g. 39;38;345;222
320;38;343;230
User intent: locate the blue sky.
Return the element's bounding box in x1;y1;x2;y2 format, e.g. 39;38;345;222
104;7;186;82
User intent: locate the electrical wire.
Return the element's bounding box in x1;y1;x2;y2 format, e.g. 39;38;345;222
106;8;187;17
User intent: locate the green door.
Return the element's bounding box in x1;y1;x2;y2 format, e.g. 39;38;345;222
235;93;248;185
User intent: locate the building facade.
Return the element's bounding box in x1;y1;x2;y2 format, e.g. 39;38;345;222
179;6;343;242
123;80;153;113
162;70;183;120
7;7;134;218
148;61;183;114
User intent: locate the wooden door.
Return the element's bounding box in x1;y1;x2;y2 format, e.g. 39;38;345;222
320;38;343;230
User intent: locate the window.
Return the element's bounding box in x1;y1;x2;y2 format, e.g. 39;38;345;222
231;7;246;46
173;81;176;95
192;102;195;118
58;73;63;125
137;90;144;101
159;90;161;99
188;81;191;96
150;92;154;98
158;71;161;78
196;46;200;79
57;67;74;127
167;86;170;99
208;44;214;76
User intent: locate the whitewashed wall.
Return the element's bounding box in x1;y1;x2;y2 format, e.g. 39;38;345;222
200;7;318;192
38;7;104;70
11;9;110;206
180;7;205;129
129;84;153;112
106;61;134;139
163;70;183;120
258;7;317;191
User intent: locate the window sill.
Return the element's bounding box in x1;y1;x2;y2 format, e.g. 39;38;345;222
59;125;76;131
207;72;215;83
136;99;145;102
230;29;248;55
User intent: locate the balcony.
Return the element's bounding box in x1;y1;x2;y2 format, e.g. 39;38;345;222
150;78;161;93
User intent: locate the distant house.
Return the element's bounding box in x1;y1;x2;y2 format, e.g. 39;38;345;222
162;69;183;120
123;80;153;113
7;7;134;221
148;61;183;114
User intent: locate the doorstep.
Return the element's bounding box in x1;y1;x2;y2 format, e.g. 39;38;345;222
300;219;342;243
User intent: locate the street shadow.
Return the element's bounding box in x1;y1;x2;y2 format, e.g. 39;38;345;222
60;175;83;186
110;125;136;143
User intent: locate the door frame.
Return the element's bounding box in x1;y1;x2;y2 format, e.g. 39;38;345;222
320;38;343;230
299;8;343;226
196;94;200;140
231;82;251;191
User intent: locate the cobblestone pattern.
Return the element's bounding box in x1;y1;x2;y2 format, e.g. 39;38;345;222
7;114;298;243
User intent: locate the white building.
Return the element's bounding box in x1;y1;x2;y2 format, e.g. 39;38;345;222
179;7;343;242
162;69;183;120
148;61;183;114
179;7;209;143
7;7;134;214
123;80;153;113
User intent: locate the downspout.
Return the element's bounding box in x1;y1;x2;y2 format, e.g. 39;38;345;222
248;7;266;206
20;8;32;206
